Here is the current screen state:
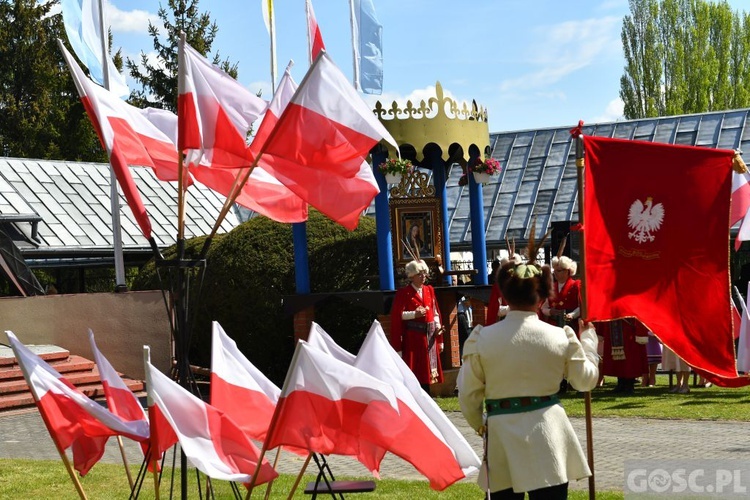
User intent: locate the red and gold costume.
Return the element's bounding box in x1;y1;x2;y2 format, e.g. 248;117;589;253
544;277;581;333
390;283;444;385
486;282;509;326
598;319;648;378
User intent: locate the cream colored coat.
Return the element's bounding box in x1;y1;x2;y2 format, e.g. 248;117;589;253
458;310;599;493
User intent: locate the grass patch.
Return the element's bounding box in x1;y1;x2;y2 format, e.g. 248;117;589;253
436;375;750;420
0;459;623;498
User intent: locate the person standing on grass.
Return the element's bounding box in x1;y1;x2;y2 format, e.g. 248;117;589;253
458;253;599;500
390;259;444;393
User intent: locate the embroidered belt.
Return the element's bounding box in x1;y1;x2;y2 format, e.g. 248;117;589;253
485;395;559;416
404;320;428;332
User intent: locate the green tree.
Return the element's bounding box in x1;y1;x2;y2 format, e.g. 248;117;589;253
126;0;238;111
621;0;750;119
0;0;104;161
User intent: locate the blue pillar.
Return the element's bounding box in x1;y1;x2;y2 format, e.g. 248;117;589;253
425;149;452;285
468;152;488;284
372;149;395;290
293;222;310;294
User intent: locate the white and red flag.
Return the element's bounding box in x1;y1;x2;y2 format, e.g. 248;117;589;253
59;40;182;239
6;331;148;476
264;341;399;465
210;321;280;441
177;38;267;168
307;321;481;490
144;357;278;484
250;52;392;229
89;330;147;425
176;39;307;222
305;0;326;63
731;169;750;249
306;322;357;364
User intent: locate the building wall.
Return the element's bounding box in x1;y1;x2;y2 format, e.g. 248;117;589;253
0;290;171;379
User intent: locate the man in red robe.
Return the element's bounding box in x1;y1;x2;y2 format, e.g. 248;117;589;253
541;256;581;334
390;259;444;391
598;319;649;394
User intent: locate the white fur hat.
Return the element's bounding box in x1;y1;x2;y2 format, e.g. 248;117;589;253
552;255;577;276
405;259;429;278
500;253;523;266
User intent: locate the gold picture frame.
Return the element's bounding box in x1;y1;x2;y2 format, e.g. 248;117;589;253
390;198;443;264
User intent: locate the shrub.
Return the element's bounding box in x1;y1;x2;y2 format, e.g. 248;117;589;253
134;210;379;385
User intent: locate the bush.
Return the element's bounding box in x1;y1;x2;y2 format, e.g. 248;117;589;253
134;210;379;385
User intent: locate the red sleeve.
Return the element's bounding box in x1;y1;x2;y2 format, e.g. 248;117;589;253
486;283;501;325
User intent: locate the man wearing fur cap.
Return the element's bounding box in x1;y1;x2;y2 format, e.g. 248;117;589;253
390;259;444;391
486;253;523;326
541;256;581;333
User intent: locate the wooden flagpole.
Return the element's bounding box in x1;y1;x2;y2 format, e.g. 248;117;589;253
262;448;284;500
575;133;596;500
286;453;313;500
115;435;135;490
17;373;88;499
245;341;305;499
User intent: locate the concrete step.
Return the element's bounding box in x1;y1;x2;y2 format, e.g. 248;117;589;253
0;345;146;413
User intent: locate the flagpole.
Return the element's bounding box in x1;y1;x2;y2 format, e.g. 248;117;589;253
12;349;88;500
143;347;162;500
246;341;305;497
116;435;135;490
349;0;360;89
262;449;283;499
97;0;127;290
286;453;313;500
267;0;277;92
305;0;312;66
575;133;595;500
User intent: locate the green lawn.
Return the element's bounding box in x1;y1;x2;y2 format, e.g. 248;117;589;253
0;459;623;499
437;374;750;421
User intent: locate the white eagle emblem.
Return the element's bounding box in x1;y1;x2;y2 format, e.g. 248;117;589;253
627;196;664;243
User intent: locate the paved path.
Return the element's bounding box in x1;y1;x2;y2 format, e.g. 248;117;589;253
3;408;750;493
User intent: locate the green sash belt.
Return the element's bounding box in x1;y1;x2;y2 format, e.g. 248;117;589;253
485;395;559;416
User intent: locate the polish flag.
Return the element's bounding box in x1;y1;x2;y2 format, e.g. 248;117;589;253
306;322;357;364
737;284;750;372
89;330;147;424
145;359;278;484
60;41;182;239
178;39;266;168
732;170;750;249
176;40;307;222
210;322;280;441
264;341;399;465
306;0;326;63
251;53;392;229
6;331;148;476
308;321;481;490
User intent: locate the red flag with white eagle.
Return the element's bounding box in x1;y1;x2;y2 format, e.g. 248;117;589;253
583;136;749;387
144;357;278;484
250;52;392;229
6;331;149;476
60;41;184;239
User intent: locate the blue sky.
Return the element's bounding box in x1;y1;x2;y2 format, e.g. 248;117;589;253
81;0;750;132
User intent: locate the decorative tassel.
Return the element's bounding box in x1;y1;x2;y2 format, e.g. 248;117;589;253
733;150;747;174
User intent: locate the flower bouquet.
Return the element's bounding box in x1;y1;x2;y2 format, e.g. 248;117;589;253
378;158;414;184
468;157;502;184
